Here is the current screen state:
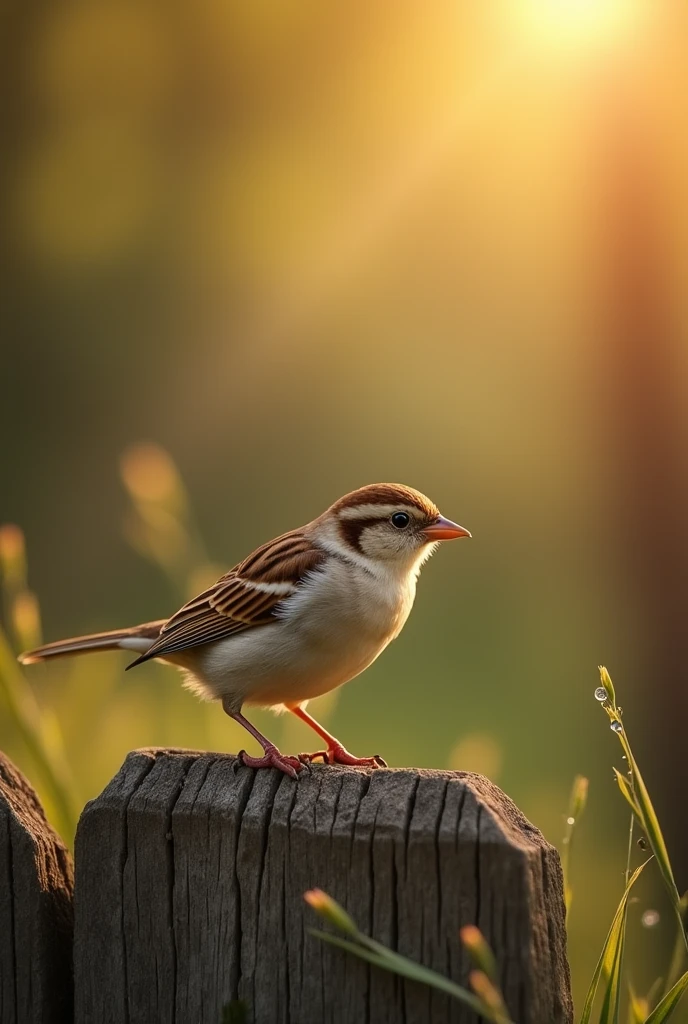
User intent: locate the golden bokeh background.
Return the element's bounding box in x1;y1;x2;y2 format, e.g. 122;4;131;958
3;0;688;1008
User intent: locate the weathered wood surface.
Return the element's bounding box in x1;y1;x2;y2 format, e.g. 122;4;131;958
0;751;74;1024
74;748;572;1024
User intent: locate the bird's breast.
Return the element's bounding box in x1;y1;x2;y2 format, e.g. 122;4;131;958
278;560;417;669
191;559;417;708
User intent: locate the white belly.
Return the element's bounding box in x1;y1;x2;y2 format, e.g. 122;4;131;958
179;559;416;711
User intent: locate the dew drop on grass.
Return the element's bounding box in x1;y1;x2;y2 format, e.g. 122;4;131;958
566;816;575;825
642;909;660;928
611;721;623;733
594;686;609;702
637;837;647;850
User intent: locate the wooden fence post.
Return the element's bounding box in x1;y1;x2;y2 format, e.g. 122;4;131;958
73;748;572;1024
0;752;74;1024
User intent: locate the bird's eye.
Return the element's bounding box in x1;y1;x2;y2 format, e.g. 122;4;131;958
391;511;410;529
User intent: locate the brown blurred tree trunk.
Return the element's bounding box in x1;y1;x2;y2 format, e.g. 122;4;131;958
594;66;688;886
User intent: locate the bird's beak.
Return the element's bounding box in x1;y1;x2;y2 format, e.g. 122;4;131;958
423;516;472;541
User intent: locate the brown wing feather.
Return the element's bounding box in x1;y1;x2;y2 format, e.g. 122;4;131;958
209;580;282;622
236;530;318;581
128;530;324;667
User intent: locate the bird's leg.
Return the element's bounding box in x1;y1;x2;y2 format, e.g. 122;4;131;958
224;704;303;779
291;705;387;768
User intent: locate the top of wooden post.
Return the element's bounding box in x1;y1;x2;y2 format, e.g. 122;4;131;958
74;748;572;1024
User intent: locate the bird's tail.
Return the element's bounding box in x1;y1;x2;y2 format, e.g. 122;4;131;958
18;620;165;665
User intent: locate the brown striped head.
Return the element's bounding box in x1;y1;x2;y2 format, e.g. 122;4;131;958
324;484;470;566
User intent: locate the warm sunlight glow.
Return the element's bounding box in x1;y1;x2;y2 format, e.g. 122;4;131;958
516;0;645;53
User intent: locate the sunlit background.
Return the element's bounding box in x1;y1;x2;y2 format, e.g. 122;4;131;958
2;0;688;1010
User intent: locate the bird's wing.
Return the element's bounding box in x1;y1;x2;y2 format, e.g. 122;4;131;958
127;530;325;666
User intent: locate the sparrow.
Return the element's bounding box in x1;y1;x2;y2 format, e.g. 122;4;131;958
19;483;470;778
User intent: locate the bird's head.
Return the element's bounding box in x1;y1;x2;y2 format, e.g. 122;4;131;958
318;483;470;576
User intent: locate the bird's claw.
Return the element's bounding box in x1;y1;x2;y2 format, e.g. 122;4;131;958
237;747;304;779
299;745;387;769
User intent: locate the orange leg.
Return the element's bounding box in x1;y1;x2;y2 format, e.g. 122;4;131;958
290;705;387;768
224;705;303;779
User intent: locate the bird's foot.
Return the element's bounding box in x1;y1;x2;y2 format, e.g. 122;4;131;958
237;746;304;779
299;744;387;768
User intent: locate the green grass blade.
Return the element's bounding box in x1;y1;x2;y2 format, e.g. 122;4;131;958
628;984;649;1024
304;889;358;934
307;890;514;1023
599;666;617;706
620;736;680;908
561;774;589;919
468;971;512;1024
643;970;688;1024
616;728;688;961
598;668;687;956
580;860;649;1024
0;625;77;842
599;906;626;1024
308;930;494;1019
120;443;214;599
664;894;688;996
460;924;499;984
614;769;642;819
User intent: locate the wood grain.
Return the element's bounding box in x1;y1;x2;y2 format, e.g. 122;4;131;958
74;749;572;1024
0;751;74;1024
